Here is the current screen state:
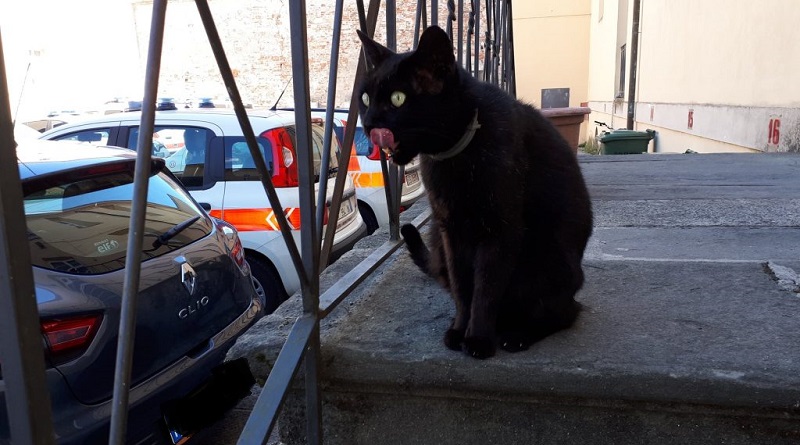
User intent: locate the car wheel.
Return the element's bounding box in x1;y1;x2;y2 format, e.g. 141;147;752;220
358;201;379;235
247;256;288;315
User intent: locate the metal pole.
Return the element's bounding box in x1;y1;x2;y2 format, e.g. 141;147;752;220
627;0;642;130
484;0;492;83
457;0;464;66
474;0;480;79
108;1;166;443
414;0;426;48
466;1;473;74
432;0;438;27
506;0;516;97
384;0;402;242
0;29;56;445
287;1;324;443
316;0;346;269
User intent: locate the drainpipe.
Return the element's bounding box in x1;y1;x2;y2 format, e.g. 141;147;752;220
626;0;642;130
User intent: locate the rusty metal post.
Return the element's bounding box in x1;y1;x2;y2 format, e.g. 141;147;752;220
108;1;166;443
0;28;56;445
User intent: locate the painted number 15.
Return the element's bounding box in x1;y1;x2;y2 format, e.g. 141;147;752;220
768;118;781;145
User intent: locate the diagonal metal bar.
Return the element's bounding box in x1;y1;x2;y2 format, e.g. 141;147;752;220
315;0;346;270
320;0;383;262
0;29;55;445
320;210;431;317
108;1;165;442
236;314;317;445
193;0;311;293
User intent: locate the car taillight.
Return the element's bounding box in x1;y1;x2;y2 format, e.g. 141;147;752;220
366;143;382;161
261;128;299;187
41;314;102;357
215;219;248;271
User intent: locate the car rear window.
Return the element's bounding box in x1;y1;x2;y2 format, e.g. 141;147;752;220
23;163;212;275
51;128;112;146
224;136;275;180
224;125;339;181
333;125;374;156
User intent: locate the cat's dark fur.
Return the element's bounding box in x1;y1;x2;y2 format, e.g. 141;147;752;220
356;26;593;359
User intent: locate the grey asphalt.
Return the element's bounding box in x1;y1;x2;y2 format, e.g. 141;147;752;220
198;152;800;444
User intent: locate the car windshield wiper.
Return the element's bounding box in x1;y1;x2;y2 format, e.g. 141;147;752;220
152;215;201;248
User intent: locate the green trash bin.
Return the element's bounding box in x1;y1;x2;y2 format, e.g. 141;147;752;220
599;129;655;155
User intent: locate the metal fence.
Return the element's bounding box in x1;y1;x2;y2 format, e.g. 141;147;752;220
0;1;515;444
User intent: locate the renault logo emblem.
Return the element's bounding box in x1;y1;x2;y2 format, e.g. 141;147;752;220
181;262;197;296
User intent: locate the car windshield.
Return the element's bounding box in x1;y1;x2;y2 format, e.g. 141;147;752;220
23;164;212;275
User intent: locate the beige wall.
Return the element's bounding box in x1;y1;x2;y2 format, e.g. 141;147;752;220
512;0;591;108
637;0;800;107
587;0;624;103
587;0;800;153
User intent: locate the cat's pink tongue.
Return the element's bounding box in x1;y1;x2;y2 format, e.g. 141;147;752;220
370;128;397;152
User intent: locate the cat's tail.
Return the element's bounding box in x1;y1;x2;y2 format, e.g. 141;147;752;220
401;224;431;272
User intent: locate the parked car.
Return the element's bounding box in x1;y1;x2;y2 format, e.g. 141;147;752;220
1;140;261;444
40;109;367;312
318;111;425;234
15;122;44;140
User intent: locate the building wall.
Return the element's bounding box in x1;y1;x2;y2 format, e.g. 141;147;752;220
512;0;591;109
130;0;460;109
587;0;800;153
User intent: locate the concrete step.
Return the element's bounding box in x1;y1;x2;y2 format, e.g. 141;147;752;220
226;153;800;445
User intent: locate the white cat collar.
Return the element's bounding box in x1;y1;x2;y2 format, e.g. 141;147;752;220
426;109;481;161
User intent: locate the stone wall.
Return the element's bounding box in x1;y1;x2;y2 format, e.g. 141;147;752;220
131;0;475;109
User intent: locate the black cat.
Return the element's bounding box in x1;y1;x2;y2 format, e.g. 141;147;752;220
356;26;593;359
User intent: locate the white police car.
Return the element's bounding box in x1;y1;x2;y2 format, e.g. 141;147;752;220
40;109;367;312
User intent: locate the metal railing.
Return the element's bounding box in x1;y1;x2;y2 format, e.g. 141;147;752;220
0;1;515;444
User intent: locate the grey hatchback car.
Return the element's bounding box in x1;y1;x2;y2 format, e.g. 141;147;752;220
0;141;261;444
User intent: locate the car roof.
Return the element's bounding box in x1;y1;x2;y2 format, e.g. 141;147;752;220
17;139;137;180
40;108;302;135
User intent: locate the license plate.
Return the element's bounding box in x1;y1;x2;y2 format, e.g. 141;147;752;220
405;170;420;186
338;197;354;219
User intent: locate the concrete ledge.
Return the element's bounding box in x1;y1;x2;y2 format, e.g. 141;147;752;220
225;153;800;444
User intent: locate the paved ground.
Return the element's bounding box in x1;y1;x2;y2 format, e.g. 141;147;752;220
199;152;800;444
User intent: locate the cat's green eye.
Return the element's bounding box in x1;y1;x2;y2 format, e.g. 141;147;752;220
361;92;370;107
391;91;406;107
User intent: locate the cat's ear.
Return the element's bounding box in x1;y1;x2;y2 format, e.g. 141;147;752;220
410;26;456;94
357;29;393;71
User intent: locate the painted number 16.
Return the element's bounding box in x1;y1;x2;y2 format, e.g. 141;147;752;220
768;118;781;145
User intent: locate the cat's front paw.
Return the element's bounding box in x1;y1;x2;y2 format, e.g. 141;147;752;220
499;333;531;353
444;328;465;351
462;336;496;359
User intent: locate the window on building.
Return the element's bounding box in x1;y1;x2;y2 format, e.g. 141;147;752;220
617;44;627;98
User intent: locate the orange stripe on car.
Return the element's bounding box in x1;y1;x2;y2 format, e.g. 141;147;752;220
210;208;303;231
349;171;386;188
